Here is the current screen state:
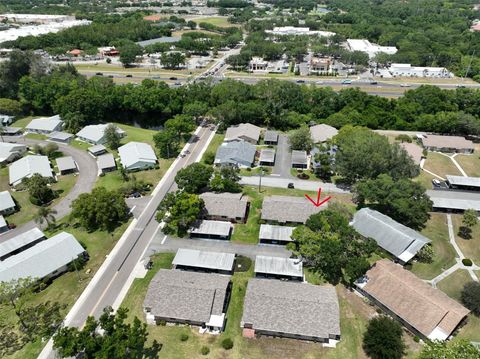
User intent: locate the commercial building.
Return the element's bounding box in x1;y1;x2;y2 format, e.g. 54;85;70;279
87;144;107;157
0;231;86;282
351;208;431;264
259;224;295;245
48;131;74;143
200;192;249;223
445;176;480;191
0;227;45;261
241;278;340;343
346;39;397;59
261;195;327;224
266;27;335;37
9;155;53;186
97;153;116;174
76;124;125;145
249;57;268;72
0;14;75;24
310;57;331;73
310;124;338;143
427;190;480;212
0;142;27;165
118;142;158;171
399;142;424;165
357;260;469;341
224;123;262;144
258;148;276;166
214;140;256;168
291;150;308;169
421;135;474;154
388;64;452;78
189;220;233;241
144;269;232;333
254;255;303;281
263;130;279;145
172;248;235;274
25;115;63;134
56;156;78;175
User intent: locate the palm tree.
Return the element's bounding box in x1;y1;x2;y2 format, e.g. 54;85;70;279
34;207;57;229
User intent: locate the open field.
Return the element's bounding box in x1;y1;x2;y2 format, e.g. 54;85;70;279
422;152;461;178
451;214;480;263
409;213;456;280
194;16;238;28
116;123;157;147
455;153;480;177
74;63;202;77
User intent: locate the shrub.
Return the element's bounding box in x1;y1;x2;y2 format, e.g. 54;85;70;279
203;151;215;165
180;333;189;341
462;258;473;266
413;335;420;343
200;346;210;355
221;338;234;350
157;320;166;326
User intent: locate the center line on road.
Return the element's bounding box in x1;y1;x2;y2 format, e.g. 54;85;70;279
88;271;119;318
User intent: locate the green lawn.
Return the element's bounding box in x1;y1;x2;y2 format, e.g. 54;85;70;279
437;269;471;302
3;219;131;359
115;123;157;148
194;16;237;28
457;314;480;342
240;166;272;176
423;152;461;177
451;214;480;263
410;213;456;280
24;133;47;140
201;133;224;164
11;116;37;128
413;170;435;190
455;153;480;177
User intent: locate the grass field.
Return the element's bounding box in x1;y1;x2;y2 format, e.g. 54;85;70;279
451;214;480;263
422;152;461;177
437;269;471;302
455;153;480;177
194;16;237;28
11;116;37;128
410;213;456;280
201;133;224;164
413;170;435;190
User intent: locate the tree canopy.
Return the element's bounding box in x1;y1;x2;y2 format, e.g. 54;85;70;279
362;316;405;359
175;163;213;193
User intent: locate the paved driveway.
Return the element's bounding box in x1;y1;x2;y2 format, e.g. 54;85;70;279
240;175;349;194
272;134;293;178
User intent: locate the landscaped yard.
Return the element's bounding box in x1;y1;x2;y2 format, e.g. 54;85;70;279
422;152;461;177
201;133;224;164
410;213;456;280
437;269;471;302
451;214;480;264
455;153;480;177
240;166;272;176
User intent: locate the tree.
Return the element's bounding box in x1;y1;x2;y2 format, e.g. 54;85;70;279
353;174;432;230
175;163;213;193
459;209;478;239
53;307;161;359
70;187;129;231
362;316;405;359
118;41;143;67
418;340;480;359
165;114;196;140
288;126;313;151
161;52;186;69
183;101;208;120
153;129;180;158
157;191;204;237
22;174;56;205
18;301;65;340
461;282;480;316
395;134;412;143
0;98;22;115
209;165;242;193
104;123;122;150
34;207;57;229
43;142;59;158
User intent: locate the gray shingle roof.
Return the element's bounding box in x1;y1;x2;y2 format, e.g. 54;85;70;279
173;248;235;272
259;224;294;242
118;141;157;169
291;150;308;165
97;153;116;170
0;191;16;212
200;192;248;220
215;140;256;167
144;269;231;323
422;135;474;151
427;190;480;211
310;124;338;143
25;115;63;132
446;175;480;188
189;220;232;237
0;231;85;282
0;227;45;260
351;208;430;263
241;278;340;339
264;130;278;143
259;148;275;163
224;123;261;143
56;156;77;172
261;195;327;223
9;155;53;185
255;255;303;278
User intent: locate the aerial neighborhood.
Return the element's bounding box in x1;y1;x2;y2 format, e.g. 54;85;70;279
0;1;480;358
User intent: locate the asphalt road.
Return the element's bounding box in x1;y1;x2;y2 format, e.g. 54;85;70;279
240;175;349;194
0;136;97;241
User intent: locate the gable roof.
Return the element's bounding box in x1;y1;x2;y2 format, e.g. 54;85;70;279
0;191;16;212
173;248;235;272
144;269;231;323
76;124;125;143
261;195;327;223
9;155;53;185
255;255;303;278
259;224;295;242
310;124;338;143
48;131;74;141
224;123;261;143
118;141;157;168
352;208;431;263
360;260;469;340
215;140;256;167
242;278;340;339
0;143;26;163
291;150;308;165
88;144;107;155
56;156;77;172
97;153;116;170
200;192;248;219
25;115;63;132
0;227;45;260
421;135;474;151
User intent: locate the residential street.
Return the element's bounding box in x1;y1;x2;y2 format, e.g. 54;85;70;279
240;175;349;194
0;136;98;241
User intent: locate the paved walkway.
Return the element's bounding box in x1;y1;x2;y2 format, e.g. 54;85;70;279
450;153;468;177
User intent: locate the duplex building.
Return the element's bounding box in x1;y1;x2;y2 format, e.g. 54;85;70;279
56;156;77;175
215;140;256;168
351;208;431;264
259;224;295;245
0;191;16;215
0;227;45;261
200;192;249;223
258;148;275;166
0;142;27;165
144;269;232;333
25;115;63;134
172;248;235;274
118;141;157;171
224;123;261;144
241;278;340;343
76;123;125;145
427;190;480;212
445;175;480;191
263;130;279;145
261;195;327;224
310;124;338;143
9;155;53;186
254;255;303;281
97;153;116;174
189;220;233;240
421;135;474;154
357;259;469;341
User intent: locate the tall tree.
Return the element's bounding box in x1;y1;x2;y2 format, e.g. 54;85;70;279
362;316;405;359
153;129;180;158
418;340;480;359
118;41;143;67
461;282;480;316
209;165;242;193
175;163;213;193
22;174;55;205
459;209;478;239
104;123;122;150
288;126;313;151
34;207;57;229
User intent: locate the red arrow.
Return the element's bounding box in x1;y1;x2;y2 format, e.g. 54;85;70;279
305;188;332;207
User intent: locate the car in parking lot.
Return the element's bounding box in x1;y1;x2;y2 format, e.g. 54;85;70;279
174;82;181;86
400;83;411;87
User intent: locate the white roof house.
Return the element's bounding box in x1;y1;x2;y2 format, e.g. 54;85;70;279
172;248;235;273
254;255;303;280
76;124;125;145
25;115;63;133
0;191;16;215
118;142;157;171
388;64;453;78
310;124;338;143
427;190;480;212
9;155;53;186
0;143;27;164
259;224;295;245
0;227;45;261
266;27;335;37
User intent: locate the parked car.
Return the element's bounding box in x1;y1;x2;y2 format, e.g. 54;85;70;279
95;72;103;76
174;82;182;86
296;79;305;84
287;183;295;189
370;80;378;85
432;179;441;187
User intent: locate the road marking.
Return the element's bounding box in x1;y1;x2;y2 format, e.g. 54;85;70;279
129;205;136;214
161;235;167;245
88;271;119;318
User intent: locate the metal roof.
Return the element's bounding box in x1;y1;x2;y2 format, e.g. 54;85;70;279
261;195;327;224
118;141;157;169
254;255;303;278
25;115;63;132
241;278;340;339
48;131;73;141
259;148;275;163
56;156;77;172
0;143;26;163
446;175;480;188
76;124;125;144
422;135;474;151
189;220;232;237
0;215;6;229
310;124;338;143
351;208;430;263
137;36;181;47
0;231;85;281
9;155;53;185
224;123;261;143
259;224;294;242
263;130;278;143
173;248;235;271
88;144;106;155
427;190;480;211
200;192;248;220
0;191;16;212
0;227;45;260
214;140;256;167
291;150;308;165
97;153;116;170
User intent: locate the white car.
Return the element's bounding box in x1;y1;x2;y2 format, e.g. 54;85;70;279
400;83;411;87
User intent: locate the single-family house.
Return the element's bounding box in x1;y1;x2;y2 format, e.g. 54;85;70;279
76;124;125;145
88;144;107;157
9;155;53;186
200;192;249;223
351;208;431;264
399;142;424;165
97;153;116;174
0;231;86;282
25;115;63;134
48;131;74;143
421;135;474;154
189;220;233;240
261;195;327;224
241;278;341;343
144;269;232;332
357;259;469;341
259;224;295;245
172;248;235;274
118;142;157;171
0;227;45;261
0;143;27;165
254;255;303;281
0;191;16;215
258;148;275;166
263;130;279;145
215;140;256;168
291;150;308;169
56;156;78;175
446;175;480;191
310;124;338;143
427;190;480;212
224;123;262;144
